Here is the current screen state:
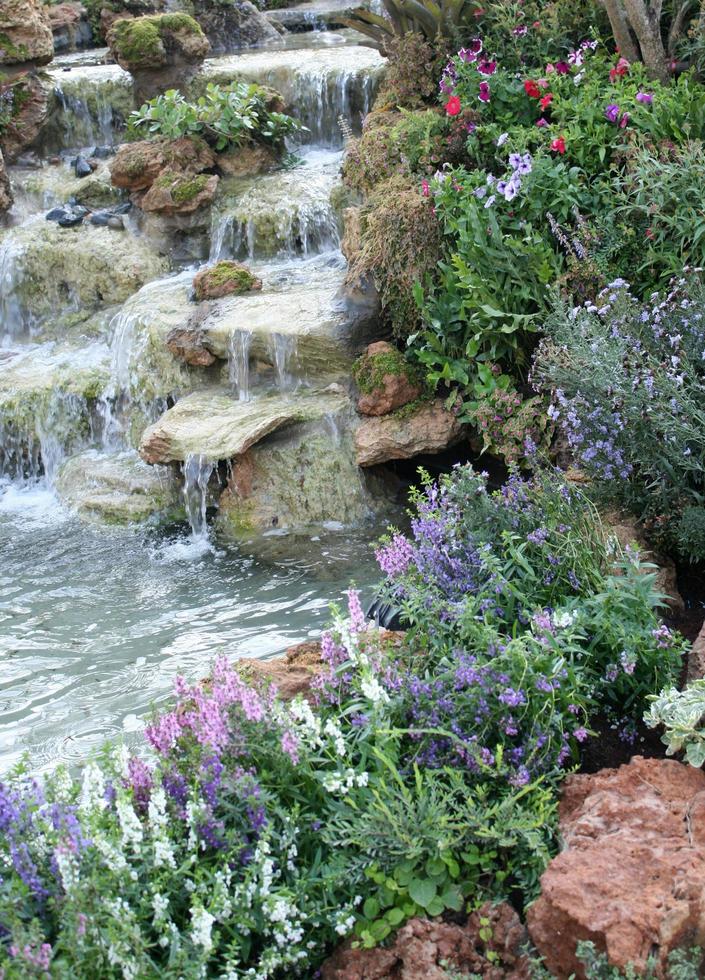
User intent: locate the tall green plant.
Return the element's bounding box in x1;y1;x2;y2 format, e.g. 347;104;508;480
341;0;480;52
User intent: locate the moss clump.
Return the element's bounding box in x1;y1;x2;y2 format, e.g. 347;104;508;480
352;345;421;395
193;261;262;301
112;13;204;66
348;175;442;340
153;170;210;204
0;32;29;63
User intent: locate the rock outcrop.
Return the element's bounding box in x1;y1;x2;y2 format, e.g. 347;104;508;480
354;399;463;467
687;621;705;682
0;149;12;214
190;0;279;53
527;756;705;978
48;2;93;53
354;341;422;416
55;450;182;524
235;641;323;702
107;13;210;101
322;906;531;980
0;72;51;163
110;136;218;216
0;0;54;67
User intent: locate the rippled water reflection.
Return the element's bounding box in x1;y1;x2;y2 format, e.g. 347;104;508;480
0;481;382;775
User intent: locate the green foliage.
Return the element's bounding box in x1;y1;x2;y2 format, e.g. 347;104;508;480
467;386;554;466
130;83;303;151
576;941;704;979
532;275;705;560
645;680;705;768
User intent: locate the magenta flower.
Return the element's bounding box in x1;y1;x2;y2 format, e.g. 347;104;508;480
619;111;630;128
478;81;491;103
636;91;653;105
604;103;620;123
535;117;549;127
555;61;570;74
477;59;497;75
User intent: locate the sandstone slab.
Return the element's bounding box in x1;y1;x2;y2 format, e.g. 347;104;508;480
527;756;705;978
139;388;350;464
354;399;462;467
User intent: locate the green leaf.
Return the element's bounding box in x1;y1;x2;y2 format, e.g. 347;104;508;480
363;897;380;920
408;878;437;909
385;907;405;926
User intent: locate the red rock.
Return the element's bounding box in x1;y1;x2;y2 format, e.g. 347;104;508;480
110;137;215;193
527;756;705;978
0;72;50;163
0;0;54;67
354;399;462;467
165;327;216;367
322;905;531;980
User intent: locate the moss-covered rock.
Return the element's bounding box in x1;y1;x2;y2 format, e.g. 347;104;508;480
352;341;423;416
0;218;169;334
192;261;262;301
0;71;51;163
108;13;209;100
0;147;12;212
141;169;219;215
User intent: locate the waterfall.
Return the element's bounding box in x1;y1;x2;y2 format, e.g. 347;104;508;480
270;333;298;394
0;229;30;343
228;330;252;402
182;453;215;539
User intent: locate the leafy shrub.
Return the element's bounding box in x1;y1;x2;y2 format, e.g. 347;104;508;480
468;385;554;466
645;680;705;768
130;83;303;151
532;275;705;560
375;465;684;720
576;940;704;980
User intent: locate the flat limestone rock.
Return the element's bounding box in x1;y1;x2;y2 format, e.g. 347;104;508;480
139;387;350;464
56;449;182;524
354;400;463;467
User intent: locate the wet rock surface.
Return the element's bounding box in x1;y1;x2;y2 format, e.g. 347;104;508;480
48;2;93;53
0;72;51;163
191;0;280;53
0;150;13;214
0;0;54;67
527;756;705;978
322;906;532;980
354;400;463;467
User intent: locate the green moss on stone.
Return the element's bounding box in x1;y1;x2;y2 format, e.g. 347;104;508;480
0;32;29;63
155;171;210;204
112;13;204;66
352;346;421;395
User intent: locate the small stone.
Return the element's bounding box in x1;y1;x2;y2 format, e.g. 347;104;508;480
73;155;92;178
46;206;67;222
58;211;85;227
91;146;115;159
107;215;124;230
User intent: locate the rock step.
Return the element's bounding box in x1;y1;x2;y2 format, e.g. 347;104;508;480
266;0;363;32
55;449;182;524
139;387;351;465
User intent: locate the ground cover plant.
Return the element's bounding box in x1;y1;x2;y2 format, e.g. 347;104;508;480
0;467;686;977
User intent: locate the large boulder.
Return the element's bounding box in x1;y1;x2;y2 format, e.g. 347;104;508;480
354;340;423;417
0;0;54;67
191;0;279;53
322;906;531;980
217;415;378;538
354;399;463;467
527;756;705;978
107;13;210;101
47;3;93;53
0;71;51;163
0;149;12;214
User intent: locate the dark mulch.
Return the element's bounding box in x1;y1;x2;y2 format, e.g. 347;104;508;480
578;714;667;775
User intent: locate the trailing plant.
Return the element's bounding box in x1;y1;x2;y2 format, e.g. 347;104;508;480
130;83;303;150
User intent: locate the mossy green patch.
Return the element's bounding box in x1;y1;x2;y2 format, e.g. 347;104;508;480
0;32;29;63
155;171;210;204
194;261;260;300
352;345;422;395
112;13;204;66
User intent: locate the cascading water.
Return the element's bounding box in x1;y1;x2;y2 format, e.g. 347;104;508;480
182;453;216;539
228;330;253;401
0;29;388;775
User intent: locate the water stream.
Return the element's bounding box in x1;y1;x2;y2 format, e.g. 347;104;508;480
0;30;387;775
